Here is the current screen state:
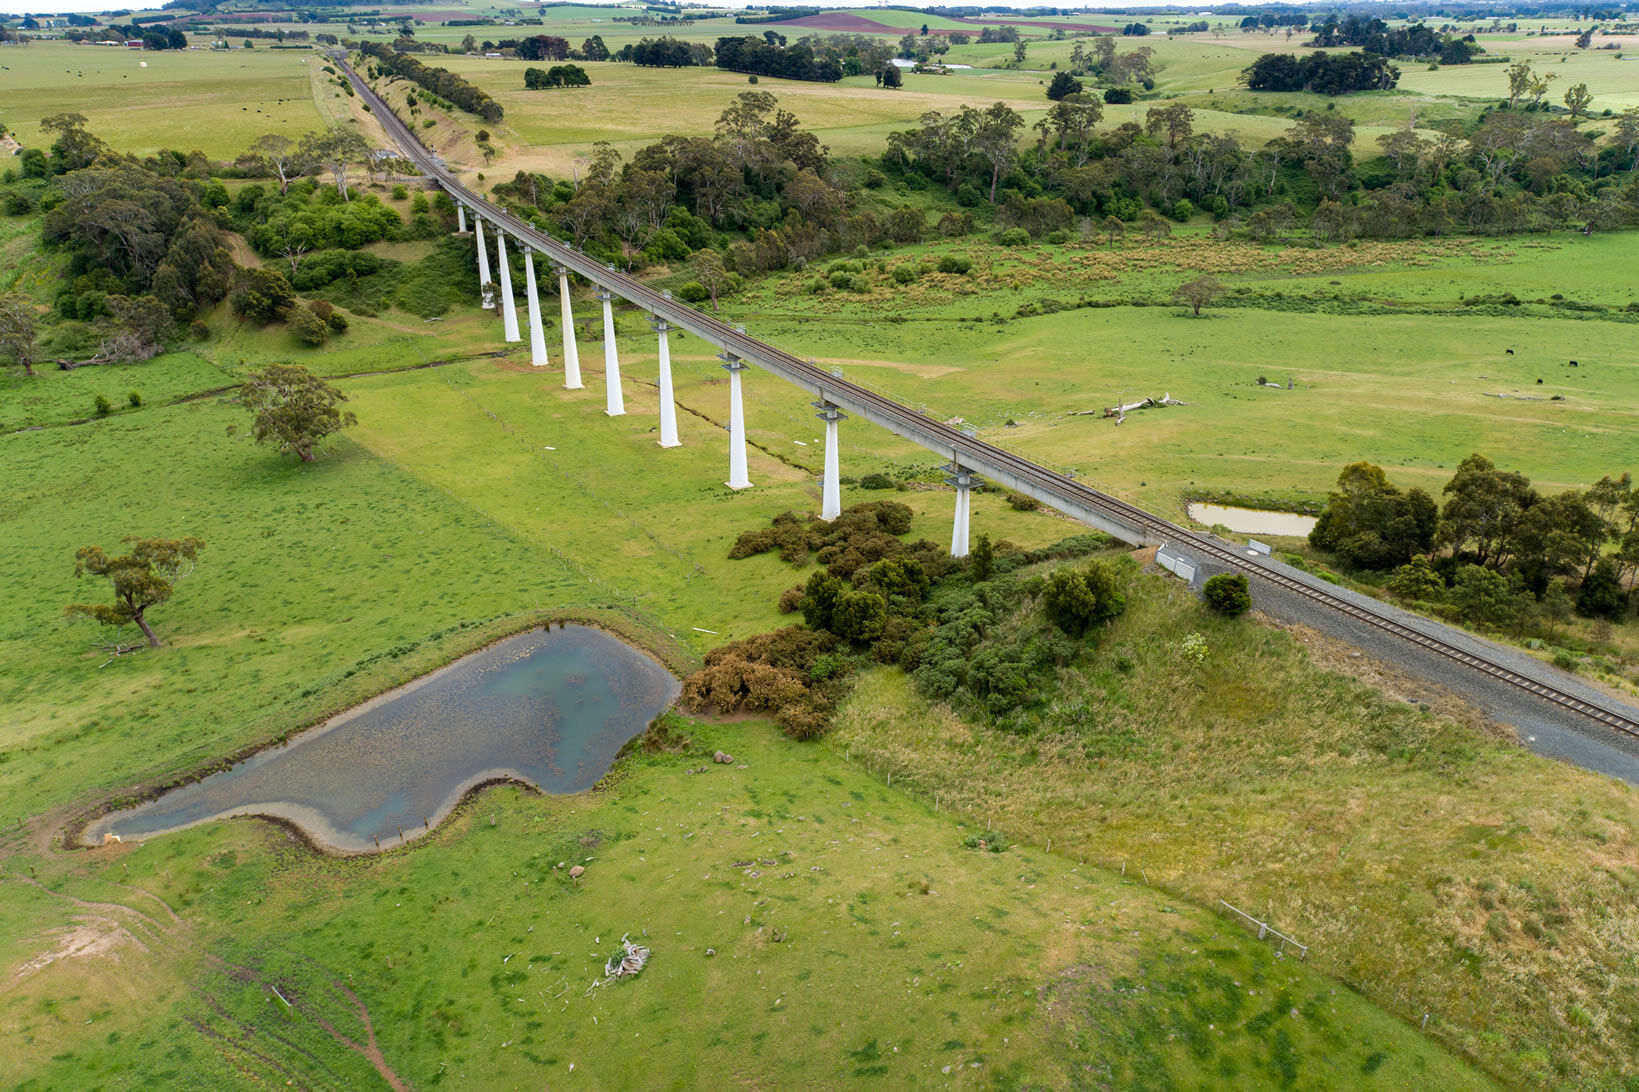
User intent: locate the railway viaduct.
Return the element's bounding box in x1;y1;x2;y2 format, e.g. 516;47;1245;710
337;56;1639;757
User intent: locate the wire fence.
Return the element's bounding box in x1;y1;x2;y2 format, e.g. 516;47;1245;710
1219;900;1309;960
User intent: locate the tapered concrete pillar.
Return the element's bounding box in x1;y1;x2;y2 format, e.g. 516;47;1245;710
815;401;846;521
555;266;582;390
523;247;549;368
457;202;467;233
944;464;976;558
652;317;680;448
721;352;751;490
495;229;520;342
598;290;624;416
474;216;494;309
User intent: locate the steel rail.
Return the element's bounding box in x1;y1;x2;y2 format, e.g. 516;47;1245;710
339;55;1639;744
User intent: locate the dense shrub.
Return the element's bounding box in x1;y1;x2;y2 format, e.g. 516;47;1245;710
1041;560;1126;636
936;255;972;274
231;267;296;324
288;304;328;345
997;227;1031;247
1202;573;1252;616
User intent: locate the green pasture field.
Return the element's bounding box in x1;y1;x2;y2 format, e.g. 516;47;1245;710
723;230;1639;515
411;58;1048;173
0;319;1478;1088
0;41;325;158
832;560;1639;1086
1;718;1483;1088
1399;37;1639;113
3;33;1639;1084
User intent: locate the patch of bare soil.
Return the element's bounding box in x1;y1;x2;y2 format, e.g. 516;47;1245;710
3;918;146;991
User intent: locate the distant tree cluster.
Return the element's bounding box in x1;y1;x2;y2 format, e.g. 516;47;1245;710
1307;15;1482;64
714;34;843;82
1242;50;1400;94
620;34;712;67
524;64;590;89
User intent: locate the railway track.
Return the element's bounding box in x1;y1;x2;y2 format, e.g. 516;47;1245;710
341;56;1639;746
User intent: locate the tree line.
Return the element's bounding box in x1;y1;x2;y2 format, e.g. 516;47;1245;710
1242;51;1401;95
884;93;1639;240
1310;457;1639;627
1307;15;1484;64
356;40;503;123
714;34;844;83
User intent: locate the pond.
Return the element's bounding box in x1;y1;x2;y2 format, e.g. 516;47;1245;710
85;625;679;854
1187;503;1318;539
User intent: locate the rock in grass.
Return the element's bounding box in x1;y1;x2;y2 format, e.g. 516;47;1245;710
714;751;733;764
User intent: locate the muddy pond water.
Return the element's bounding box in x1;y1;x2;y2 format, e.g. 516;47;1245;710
86;625;679;854
1187;503;1318;539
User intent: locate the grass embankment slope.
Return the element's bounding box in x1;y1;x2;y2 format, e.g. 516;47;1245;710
832;553;1639;1086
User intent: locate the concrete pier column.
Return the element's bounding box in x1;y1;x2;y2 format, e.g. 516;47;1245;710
523;247;549;368
815;401;846;521
944;464;977;558
555;266;583;390
720;353;751;490
474;217;494;310
652;318;680;448
495;229;520;342
457;202;467;233
597;291;624;416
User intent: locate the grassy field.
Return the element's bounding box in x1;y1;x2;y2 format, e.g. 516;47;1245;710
5;25;1639;1085
1;42;326;159
830;556;1639;1086
2;717;1483;1088
722;230;1639;517
413;57;1052;175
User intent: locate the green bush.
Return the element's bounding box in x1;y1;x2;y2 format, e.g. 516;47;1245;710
998;227;1031;247
287;304;328;346
847;273;872;293
936;255;972;274
127;390;143;408
189;319;210;341
231;267;297;324
1203;573;1252;616
891;265;917;284
1042;560;1126;636
325;310;349;332
93;394;112;418
828;270;853;289
1045;229;1071;244
1005;491;1040;511
676;281;709;303
859;472;896;490
391;184;408;200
